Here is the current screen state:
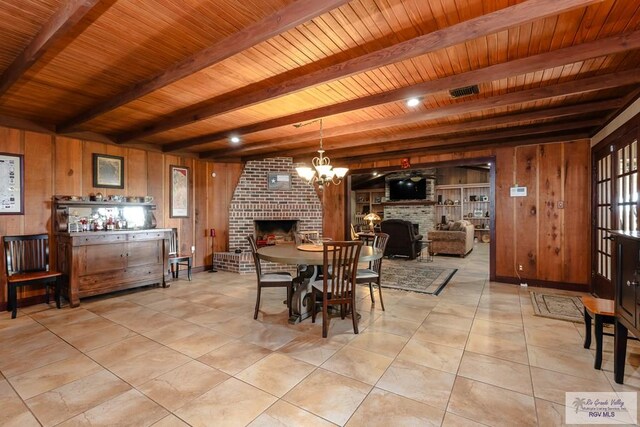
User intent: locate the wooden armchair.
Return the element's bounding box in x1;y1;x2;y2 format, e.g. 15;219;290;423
3;234;62;319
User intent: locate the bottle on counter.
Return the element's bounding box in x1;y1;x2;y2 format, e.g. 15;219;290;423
106;216;115;231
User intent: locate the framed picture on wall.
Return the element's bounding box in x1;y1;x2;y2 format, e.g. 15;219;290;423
267;172;291;190
170;165;189;218
93;154;124;189
0;152;24;215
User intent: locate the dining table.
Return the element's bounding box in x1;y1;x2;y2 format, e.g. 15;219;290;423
257;243;383;324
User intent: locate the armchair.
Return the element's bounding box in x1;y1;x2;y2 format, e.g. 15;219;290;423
427;220;475;257
380;219;423;259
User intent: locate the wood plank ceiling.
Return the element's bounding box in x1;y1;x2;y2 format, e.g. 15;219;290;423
0;0;639;164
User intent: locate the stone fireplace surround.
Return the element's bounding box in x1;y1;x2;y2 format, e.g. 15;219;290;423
213;157;323;273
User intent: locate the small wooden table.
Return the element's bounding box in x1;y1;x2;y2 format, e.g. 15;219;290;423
582;296;615;370
258;244;383;323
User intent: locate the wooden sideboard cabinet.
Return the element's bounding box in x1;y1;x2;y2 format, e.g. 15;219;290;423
611;231;640;383
56;229;172;307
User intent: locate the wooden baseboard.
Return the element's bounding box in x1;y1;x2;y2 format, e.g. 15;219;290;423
494;275;589;292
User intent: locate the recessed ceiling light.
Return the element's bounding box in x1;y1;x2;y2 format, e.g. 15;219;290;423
406;97;420;107
230;136;240;144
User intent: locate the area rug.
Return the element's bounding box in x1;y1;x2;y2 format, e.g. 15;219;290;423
380;260;457;295
530;291;583;323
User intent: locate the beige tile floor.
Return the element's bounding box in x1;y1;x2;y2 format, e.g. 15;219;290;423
1;243;640;426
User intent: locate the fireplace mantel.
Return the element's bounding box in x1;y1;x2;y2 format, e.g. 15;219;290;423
380;200;436;206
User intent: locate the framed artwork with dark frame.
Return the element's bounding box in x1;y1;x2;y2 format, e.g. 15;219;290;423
267;172;291;190
0;152;24;215
93;154;124;189
170;165;189;218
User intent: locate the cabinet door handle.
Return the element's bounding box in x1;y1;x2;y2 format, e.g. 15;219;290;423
626;280;639;287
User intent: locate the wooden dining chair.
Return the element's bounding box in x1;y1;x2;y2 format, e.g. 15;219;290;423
355;233;389;310
247;235;293;319
168;228;192;281
3;234;62;319
311;240;363;338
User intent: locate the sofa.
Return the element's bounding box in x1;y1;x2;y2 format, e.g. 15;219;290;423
427;220;474;257
380;219;423;260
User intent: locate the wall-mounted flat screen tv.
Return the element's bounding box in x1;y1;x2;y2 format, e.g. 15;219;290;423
389;178;426;200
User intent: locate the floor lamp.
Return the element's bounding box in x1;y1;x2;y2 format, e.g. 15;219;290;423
209;228;217;273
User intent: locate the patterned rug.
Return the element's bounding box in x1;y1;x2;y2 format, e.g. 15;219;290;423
380;260;457;295
530;291;583;323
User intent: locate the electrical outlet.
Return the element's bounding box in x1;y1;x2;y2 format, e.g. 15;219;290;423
518;264;523;271
520;282;528;287
557;200;565;209
191;245;195;253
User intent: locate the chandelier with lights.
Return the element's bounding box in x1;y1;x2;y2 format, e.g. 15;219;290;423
295;119;348;189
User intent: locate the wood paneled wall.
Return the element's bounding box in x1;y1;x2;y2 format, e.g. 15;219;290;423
346;139;591;289
0;122;591;310
0;126;242;308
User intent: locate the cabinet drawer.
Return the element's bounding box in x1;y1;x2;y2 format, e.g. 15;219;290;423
78;265;164;297
128;231;167;241
76;233;127;246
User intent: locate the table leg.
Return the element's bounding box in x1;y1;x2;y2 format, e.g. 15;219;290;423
614;319;628;384
594;314;603;369
583;308;591;349
288;265;317;324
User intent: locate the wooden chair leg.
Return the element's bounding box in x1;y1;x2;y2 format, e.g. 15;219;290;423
351;295;359;334
10;284;18;319
322;299;329;338
187;259;192;281
254;286;261;320
368;283;374;303
311;288;317;323
377;280;385;311
55;278;61;309
287;285;292;317
583;308;592;349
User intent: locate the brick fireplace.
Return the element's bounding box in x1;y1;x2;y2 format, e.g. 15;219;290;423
213;157;323;273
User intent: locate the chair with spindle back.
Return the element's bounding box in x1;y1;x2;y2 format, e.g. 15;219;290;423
247;235;293;319
311;240;363;338
3;234;62;319
356;233;389;310
168;228;192;281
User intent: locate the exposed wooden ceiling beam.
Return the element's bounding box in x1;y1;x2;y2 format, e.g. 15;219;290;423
212;97;622;160
341;132;591;165
205;69;639;159
0;0;103;97
57;0;352;133
0;114;56;134
250;99;620;160
115;0;602;143
251;119;602;163
163;30;640;153
289;119;601;162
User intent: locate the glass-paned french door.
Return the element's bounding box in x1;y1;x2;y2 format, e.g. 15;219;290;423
592;133;638;299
